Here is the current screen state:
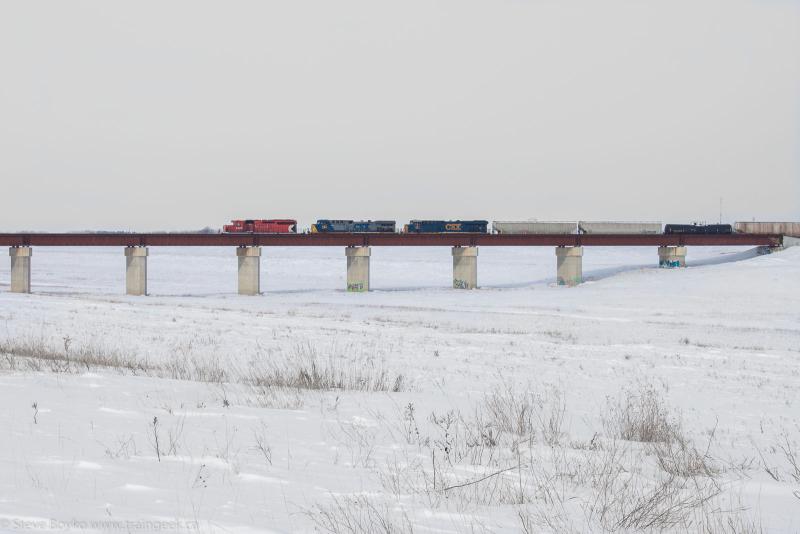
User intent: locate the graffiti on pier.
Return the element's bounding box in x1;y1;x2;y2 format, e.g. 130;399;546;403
347;282;366;292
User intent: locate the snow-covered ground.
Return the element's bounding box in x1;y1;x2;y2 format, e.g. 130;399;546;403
0;245;798;533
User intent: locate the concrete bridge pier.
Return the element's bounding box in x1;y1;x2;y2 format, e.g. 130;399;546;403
658;246;686;268
237;246;261;295
452;246;478;289
556;246;583;286
124;246;148;295
346;246;370;292
783;236;800;248
9;246;32;293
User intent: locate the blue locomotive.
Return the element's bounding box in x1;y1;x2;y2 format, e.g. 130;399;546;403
403;220;489;233
311;220;396;233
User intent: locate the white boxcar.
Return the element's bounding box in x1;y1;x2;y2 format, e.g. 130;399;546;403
578;221;663;234
492;221;576;234
734;222;800;236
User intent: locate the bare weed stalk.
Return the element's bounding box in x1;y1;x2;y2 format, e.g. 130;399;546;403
602;383;681;443
308;495;413;534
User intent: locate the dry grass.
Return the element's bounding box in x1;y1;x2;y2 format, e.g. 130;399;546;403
590;469;720;531
246;357;404;393
1;335;773;532
777;434;800;483
242;342;405;394
307;495;413;534
0;336;150;374
0;335;406;394
695;509;765;534
601;383;720;479
652;431;719;478
602;383;681;443
369;379;738;532
239;384;305;410
481;382;536;437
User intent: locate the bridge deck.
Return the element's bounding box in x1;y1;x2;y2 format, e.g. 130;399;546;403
0;233;783;247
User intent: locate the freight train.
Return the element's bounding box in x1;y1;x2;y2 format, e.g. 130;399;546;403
222;218;791;235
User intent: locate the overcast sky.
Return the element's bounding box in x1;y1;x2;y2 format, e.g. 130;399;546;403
1;1;798;231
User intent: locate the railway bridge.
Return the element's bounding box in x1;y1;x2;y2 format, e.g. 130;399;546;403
0;232;786;295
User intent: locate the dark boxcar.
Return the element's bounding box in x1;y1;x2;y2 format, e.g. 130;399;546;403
311;220;396;233
404;220;489;233
664;224;733;235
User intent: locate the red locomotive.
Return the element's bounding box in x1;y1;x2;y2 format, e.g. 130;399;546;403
223;219;297;233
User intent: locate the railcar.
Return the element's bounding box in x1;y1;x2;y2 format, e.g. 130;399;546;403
578;221;663;234
311;220;396;233
223;219;297;233
734;222;800;237
404;220;489;233
492;221;576;234
664;223;733;235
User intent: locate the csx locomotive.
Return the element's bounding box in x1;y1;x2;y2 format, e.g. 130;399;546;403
404;220;489;233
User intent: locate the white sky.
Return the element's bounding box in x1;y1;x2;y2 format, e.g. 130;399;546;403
1;1;798;231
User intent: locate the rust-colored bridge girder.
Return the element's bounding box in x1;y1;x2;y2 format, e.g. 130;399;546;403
0;233;783;247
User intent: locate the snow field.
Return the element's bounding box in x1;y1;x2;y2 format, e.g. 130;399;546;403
0;246;798;532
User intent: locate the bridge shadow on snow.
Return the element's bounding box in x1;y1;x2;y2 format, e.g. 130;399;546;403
684;247;763;267
480;247;764;290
